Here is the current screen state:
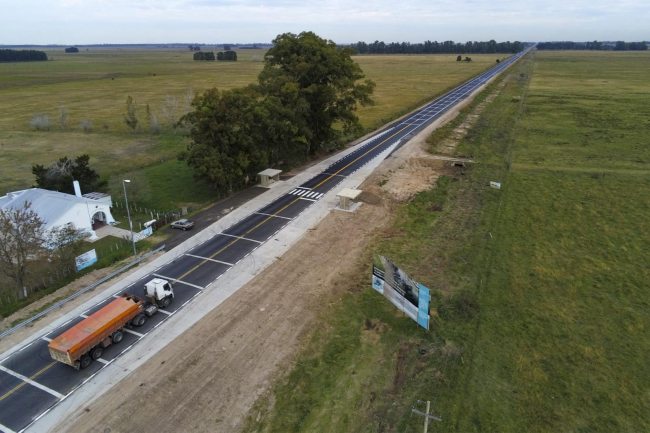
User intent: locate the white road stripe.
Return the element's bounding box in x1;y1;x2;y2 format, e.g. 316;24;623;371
156;309;172;315
152;274;206;291
122;328;144;338
295;186;311;190
0;365;65;399
300;197;317;202
254;212;292;220
41;337;52;342
95;358;110;365
79;314;88;318
296;190;307;196
218;233;263;244
185;253;235;266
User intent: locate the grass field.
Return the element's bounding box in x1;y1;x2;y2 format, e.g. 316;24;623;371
246;50;650;432
0;47;506;205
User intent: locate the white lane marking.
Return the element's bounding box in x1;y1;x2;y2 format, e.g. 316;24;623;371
122;328;144;338
295;186;311;190
254;212;292;220
156;309;172;315
41;337;52;342
95;358;109;365
185;253;235;266
297;190;307;196
79;314;88;318
112;294;120;298
300;197;317;202
305;192;317;198
0;365;65;399
289;189;297;194
0;421;17;433
152;274;205;291
218;233;263;244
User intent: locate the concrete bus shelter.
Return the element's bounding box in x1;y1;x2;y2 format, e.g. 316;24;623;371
336;188;363;212
258;169;282;188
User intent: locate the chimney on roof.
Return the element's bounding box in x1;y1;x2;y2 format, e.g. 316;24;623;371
73;180;82;198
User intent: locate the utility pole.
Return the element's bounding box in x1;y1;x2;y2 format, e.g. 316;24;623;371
412;400;441;433
122;179;137;260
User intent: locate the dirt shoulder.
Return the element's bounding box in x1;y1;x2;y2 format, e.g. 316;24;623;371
60;71;506;433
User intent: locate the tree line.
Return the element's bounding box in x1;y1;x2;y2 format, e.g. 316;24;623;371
0;49;47;62
193;51;238;61
350;40;525;55
537;41;648;51
194;51;215;61
180;31;375;193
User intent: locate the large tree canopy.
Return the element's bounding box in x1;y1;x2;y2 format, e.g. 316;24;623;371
32;154;106;194
259;32;375;151
181;32;375;193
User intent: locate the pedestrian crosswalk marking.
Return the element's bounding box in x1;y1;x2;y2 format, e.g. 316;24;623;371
288;189;324;200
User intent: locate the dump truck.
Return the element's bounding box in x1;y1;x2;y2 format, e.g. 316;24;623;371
48;279;174;370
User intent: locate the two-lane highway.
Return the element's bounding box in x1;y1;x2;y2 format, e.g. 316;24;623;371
0;49;528;433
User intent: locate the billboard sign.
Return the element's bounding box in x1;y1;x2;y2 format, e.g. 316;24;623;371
75;249;98;271
371;255;430;330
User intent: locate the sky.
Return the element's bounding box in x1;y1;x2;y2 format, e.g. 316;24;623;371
2;0;649;45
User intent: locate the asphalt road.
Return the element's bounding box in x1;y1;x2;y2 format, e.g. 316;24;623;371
0;50;528;433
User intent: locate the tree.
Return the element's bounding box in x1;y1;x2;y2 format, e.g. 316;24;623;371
124;96;139;131
47;224;90;270
32;154;106;194
0;202;46;292
162;95;179;128
65;47;79;53
180;87;268;191
58;105;69;130
259;31;375;153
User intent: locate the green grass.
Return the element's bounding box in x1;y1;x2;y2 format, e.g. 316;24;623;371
245;50;650;432
0;48;505;199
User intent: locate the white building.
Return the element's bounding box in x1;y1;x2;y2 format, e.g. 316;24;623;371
0;182;115;240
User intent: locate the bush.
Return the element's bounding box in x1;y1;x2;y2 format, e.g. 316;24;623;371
80;118;92;132
65;47;79;53
30;114;51;131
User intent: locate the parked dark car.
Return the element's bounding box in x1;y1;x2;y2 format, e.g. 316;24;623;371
170;219;194;231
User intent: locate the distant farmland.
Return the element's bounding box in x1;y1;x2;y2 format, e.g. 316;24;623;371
0;46;506;206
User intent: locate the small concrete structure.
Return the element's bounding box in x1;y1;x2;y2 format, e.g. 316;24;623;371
335;188;363;212
258;169;282;188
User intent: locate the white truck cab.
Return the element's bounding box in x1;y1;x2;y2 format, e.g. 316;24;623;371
143;278;174;308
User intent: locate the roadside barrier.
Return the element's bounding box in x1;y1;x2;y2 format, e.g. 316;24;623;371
0;245;166;340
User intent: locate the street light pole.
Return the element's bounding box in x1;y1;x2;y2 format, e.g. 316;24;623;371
122;179;137;260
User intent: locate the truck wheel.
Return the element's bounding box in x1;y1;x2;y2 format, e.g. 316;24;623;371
80;355;92;369
162;297;171;308
111;330;124;344
90;347;103;360
134;314;147;327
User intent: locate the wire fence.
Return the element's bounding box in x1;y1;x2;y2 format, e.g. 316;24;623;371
0;245;166;340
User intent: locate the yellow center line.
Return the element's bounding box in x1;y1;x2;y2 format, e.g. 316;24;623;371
173;197;302;284
0;361;57;403
312;123;412;189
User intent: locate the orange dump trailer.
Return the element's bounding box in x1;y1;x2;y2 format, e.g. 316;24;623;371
48;294;145;370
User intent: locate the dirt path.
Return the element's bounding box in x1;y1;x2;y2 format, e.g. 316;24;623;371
60;75;505;433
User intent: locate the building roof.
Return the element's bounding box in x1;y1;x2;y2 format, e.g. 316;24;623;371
0;188;106;229
258;168;282;177
336;188;363;200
